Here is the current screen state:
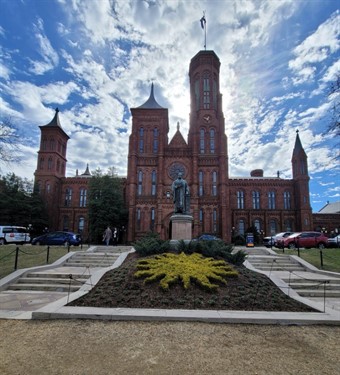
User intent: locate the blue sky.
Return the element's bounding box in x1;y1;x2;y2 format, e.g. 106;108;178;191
0;0;339;213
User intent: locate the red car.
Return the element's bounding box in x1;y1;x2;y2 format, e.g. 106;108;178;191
276;231;328;249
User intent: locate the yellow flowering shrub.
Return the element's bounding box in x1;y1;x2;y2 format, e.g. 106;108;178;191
134;252;238;290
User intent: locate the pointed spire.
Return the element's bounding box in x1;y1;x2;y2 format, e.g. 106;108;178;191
177;121;180;131
293;129;304;152
138;83;164;109
81;163;91;176
44;108;62;128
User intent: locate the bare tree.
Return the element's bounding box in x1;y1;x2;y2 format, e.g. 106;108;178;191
0;117;21;164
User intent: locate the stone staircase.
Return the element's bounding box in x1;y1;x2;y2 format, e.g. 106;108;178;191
64;251;120;268
281;277;340;298
6;270;91;293
247;255;306;272
4;247;128;294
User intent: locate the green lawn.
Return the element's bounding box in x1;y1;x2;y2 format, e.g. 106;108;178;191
273;247;340;273
0;244;86;279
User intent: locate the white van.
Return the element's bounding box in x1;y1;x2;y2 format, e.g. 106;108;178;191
0;226;31;245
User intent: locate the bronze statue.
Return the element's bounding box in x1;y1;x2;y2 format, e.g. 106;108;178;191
172;173;190;214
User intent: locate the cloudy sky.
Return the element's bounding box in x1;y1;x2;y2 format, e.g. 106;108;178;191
0;0;339;212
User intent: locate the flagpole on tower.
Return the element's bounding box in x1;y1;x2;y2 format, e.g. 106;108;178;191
200;11;207;50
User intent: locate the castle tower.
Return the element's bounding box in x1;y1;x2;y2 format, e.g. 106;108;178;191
291;130;313;230
34;108;69;230
187;50;230;241
126;84;169;242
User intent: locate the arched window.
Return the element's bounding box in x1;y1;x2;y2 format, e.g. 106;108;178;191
48;157;53;170
151;170;156;196
56;159;60;172
199;171;204;196
238;219;245;235
64;188;72;207
254;219;261;232
150;208;155;231
78;217;85;233
284;191;291;209
268;191;276;209
42;138;47;150
63;216;69;231
210;128;215;153
50;138;55;150
237;191;244;209
40;157;44;170
138;171;143;195
213;76;217;109
212;171;217;196
136;208;141;230
252;191;260;209
139;127;144;153
284;219;293;231
213;209;217;233
203;73;210;109
153;128;158;153
269;219;277;235
80;188;87;207
199;208;204;225
46;183;50;194
195;78;200;110
200;129;205;154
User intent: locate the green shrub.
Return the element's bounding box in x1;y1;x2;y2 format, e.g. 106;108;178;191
133;232;170;256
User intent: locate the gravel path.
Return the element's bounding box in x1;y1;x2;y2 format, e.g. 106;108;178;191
1;320;339;375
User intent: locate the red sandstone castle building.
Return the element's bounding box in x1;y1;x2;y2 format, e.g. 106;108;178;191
35;50;335;243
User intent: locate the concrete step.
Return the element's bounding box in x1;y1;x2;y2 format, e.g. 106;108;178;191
7;283;80;292
294;289;340;298
18;277;89;285
65;261;114;267
249;264;305;271
287;282;340;290
282;278;340;285
25;272;90;279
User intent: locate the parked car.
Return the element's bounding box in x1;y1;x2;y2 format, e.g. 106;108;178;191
262;232;295;248
276;231;328;249
327;234;340;248
0;225;31;245
31;231;81;246
192;234;221;241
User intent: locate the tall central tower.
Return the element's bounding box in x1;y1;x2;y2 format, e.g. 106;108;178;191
187;51;230;240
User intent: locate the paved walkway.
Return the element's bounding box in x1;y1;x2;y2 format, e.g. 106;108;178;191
0;245;339;324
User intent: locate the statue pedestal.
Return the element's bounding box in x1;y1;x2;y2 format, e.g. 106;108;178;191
170;214;193;244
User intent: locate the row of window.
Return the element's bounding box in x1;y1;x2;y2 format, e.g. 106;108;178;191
194;72;218;110
137;170;218;196
63;216;85;233
41;137;66;156
137;126;217;155
200;128;215;154
237;191;292;210
64;188;87;207
235;218;293;236
39;157;65;174
139;127;159;153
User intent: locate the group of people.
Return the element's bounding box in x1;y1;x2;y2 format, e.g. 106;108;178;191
102;226;119;246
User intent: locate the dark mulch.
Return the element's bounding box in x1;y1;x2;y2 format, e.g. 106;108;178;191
69;253;318;312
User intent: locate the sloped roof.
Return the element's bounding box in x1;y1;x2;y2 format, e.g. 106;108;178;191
137;83;165;109
168;122;188;148
318;201;340;214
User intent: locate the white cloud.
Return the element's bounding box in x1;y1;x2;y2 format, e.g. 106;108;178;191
28;18;59;75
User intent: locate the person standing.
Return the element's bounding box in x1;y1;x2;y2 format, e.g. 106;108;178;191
113;227;118;246
103;226;112;246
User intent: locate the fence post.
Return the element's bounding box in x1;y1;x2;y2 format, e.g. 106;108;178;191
297;247;300;257
46;246;50;263
14;247;19;270
320;250;323;269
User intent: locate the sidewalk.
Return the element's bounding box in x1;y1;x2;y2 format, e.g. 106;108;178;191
0;245;339;324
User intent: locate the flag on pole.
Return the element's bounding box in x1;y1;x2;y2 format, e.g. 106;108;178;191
200;15;206;29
